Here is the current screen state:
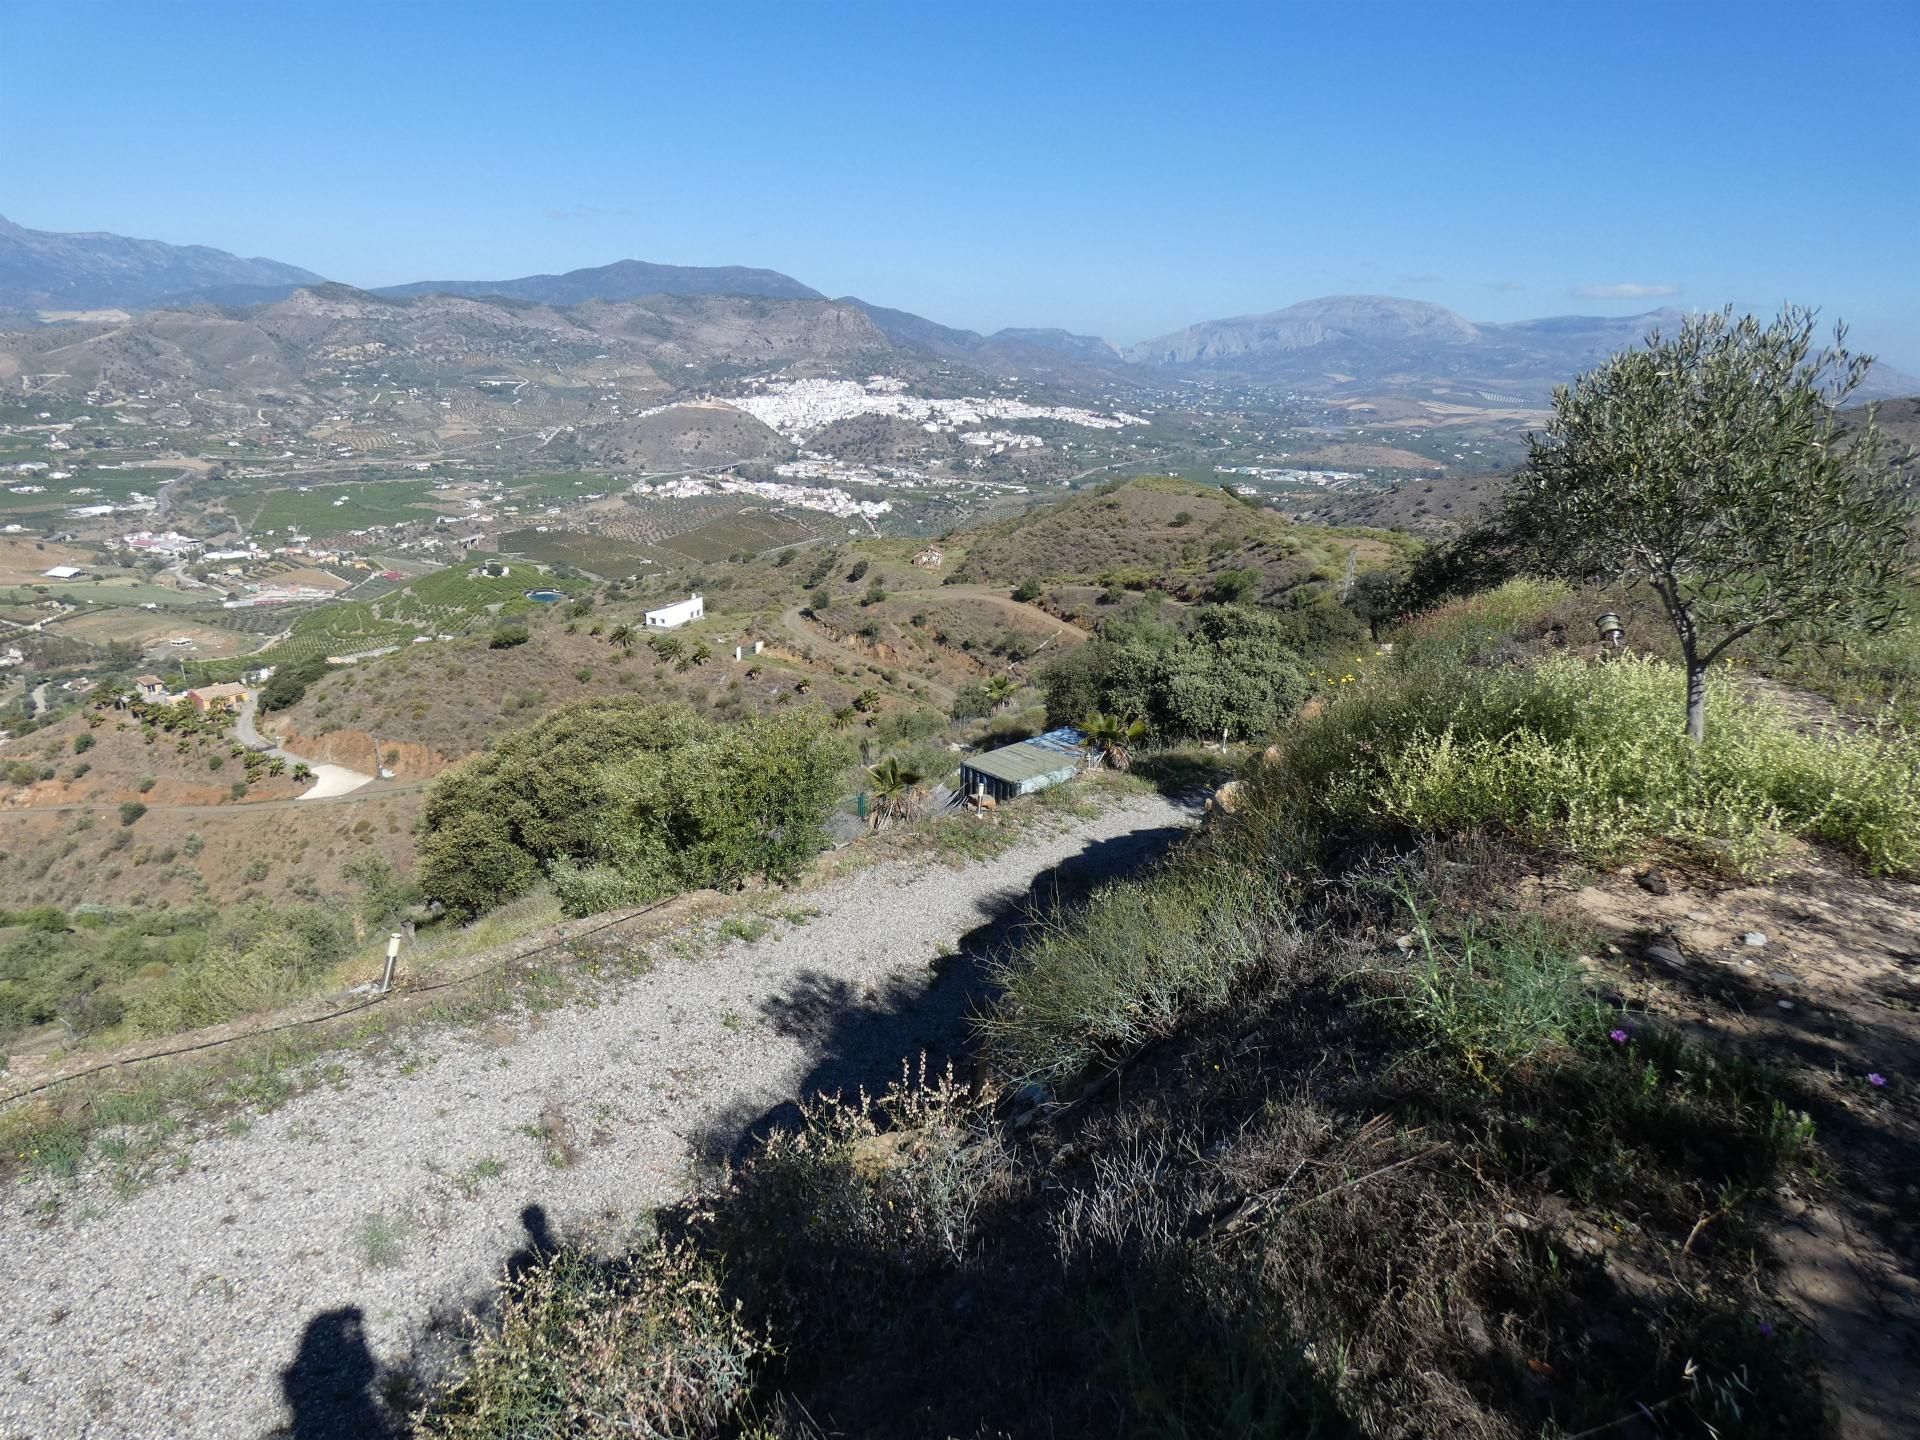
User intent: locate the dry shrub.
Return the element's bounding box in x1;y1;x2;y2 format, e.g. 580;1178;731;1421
414;1241;766;1440
707;1058;1012;1352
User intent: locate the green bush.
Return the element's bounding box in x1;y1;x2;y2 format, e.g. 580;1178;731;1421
1042;604;1313;742
118;801;147;827
261;655;329;712
73;732;93;755
415;1242;767;1440
419;701;850;920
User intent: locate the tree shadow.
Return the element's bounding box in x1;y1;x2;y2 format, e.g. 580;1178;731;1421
689;820;1192;1166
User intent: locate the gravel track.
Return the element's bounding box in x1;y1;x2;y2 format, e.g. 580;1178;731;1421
0;792;1193;1439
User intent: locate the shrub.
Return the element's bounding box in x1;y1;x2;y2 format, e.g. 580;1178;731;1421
981;836;1289;1082
845;558;869;582
126;901;352;1034
418;701;849;920
1042;604;1312;743
489;624;530;650
709;1062;1006;1349
118;801;147;827
415;1242;767;1440
55;988;126;1036
1011;578;1042;603
261;655;328;712
73;732;93;755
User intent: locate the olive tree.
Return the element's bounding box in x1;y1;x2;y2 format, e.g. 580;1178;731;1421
1503;305;1913;742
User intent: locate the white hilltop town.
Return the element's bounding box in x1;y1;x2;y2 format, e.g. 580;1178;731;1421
639;474;893;521
719;375;1148;441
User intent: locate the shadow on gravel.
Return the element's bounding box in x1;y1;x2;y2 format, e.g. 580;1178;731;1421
276;1305;402;1440
275;810;1192;1436
688;816;1192;1166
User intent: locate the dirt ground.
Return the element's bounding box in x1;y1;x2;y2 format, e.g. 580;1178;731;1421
56;609;250;658
1538;843;1920;1437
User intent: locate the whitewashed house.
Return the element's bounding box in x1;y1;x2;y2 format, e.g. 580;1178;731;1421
644;593;704;629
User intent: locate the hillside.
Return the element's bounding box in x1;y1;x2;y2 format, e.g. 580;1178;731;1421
945;475;1410;601
0;214;323;311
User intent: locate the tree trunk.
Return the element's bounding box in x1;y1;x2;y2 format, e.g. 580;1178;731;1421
1685;658;1708;745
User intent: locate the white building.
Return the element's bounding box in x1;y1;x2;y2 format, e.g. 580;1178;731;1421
644;593;704;629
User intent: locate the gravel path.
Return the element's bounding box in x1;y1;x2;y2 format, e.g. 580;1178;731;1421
0;792;1193;1440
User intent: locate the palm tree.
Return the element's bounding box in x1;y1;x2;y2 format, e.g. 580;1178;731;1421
608;624;637;656
852;687;882;714
985;675;1020;712
648;633;683;663
867;756;923;828
830;704;857;731
676;647;711;673
291;762;313;782
1081;711;1148;770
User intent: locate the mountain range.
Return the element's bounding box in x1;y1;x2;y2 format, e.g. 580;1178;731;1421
1;216;1912;399
0;215;323;312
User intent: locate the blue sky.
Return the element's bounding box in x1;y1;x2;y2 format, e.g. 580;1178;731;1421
6;0;1917;362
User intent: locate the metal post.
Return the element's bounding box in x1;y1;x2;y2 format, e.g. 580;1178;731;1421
380;931;402;993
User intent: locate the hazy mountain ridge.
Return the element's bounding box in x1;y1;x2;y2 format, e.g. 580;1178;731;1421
1129;294;1918;399
375;257;824;305
4;219;1912;405
0;215;323;311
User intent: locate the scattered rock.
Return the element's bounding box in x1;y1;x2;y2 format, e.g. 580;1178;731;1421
1743;931;1769;947
1636;868;1671;896
1645;943;1685;966
1777;999;1796;1010
1686;910;1711;923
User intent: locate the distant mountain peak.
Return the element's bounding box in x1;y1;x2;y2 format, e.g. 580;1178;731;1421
1130;295;1481;366
374;258;822;305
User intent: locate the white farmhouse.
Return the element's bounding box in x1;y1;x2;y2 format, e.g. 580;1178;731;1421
644;593;704;629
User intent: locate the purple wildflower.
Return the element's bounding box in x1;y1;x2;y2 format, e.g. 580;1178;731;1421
1758;1321;1775;1338
1609;1028;1630;1045
1867;1073;1887;1088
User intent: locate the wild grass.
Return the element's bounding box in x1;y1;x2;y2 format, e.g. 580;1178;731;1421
979;836;1289;1083
1267;614;1920;876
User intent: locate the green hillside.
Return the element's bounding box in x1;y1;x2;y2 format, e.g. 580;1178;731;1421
945;476;1411;600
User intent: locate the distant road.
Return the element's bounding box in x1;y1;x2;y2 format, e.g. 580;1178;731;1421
234;691;375;799
9;779;431;819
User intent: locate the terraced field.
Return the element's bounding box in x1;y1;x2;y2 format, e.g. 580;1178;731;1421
496;529;670;575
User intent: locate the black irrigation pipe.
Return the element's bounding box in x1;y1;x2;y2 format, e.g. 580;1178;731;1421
0;898;679;1107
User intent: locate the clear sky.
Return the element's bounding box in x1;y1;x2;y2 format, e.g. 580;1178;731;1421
5;0;1917;362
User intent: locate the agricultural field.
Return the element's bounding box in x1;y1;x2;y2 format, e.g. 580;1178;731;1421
242;478;448;536
54;610;251;659
380;558;546;627
252;601;422;665
505;471;615;502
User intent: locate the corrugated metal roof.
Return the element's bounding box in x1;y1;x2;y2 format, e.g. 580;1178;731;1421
961;727;1086;785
